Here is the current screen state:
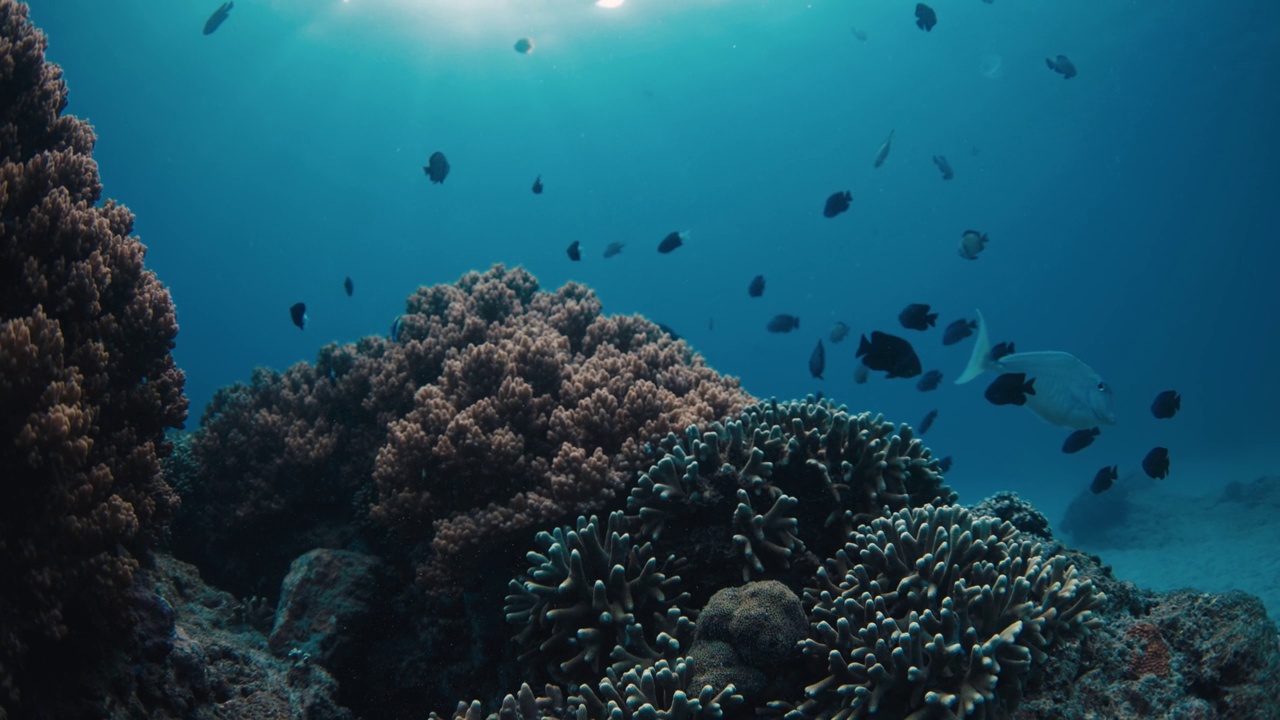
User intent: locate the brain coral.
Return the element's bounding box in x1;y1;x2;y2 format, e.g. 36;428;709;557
792;505;1104;720
0;0;186;708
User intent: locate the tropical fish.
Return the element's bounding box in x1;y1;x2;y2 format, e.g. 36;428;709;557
914;3;937;31
766;314;800;333
1046;55;1077;79
932;155;953;180
1062;427;1100;454
1142;447;1170;479
289;302;307;330
958;229;988;260
829;321;851;343
343;276;354;297
899;303;938;331
957;310;1116;428
1151;390;1180;419
937;456;953;473
1090;465;1117;494
985;373;1036;406
423;152;450;183
567;241;582;261
989;341;1016;362
514;37;535;54
823;191;852;218
917;370;943;392
942;318;977;346
857;331;922;379
603;242;625;258
532;176;543;194
656;323;681;341
919;409;938;434
851;27;868;42
748;275;765;298
389;316;403;342
809;340;826;379
658;231;687;254
873;130;895;168
854;365;869;385
203;2;232;35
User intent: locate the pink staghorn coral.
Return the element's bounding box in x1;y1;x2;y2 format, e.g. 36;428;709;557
0;0;187;709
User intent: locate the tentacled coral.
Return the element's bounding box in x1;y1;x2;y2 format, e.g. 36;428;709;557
568;658;744;720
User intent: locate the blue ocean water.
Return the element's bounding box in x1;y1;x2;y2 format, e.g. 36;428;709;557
27;0;1279;534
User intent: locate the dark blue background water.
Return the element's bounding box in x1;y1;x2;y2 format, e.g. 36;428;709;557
27;0;1280;522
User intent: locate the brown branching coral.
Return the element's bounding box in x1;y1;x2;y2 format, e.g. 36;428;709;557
0;0;187;708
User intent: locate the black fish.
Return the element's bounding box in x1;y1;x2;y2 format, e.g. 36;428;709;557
603;242;625;258
1062;427;1100;454
1142;447;1170;479
658;231;684;254
942;318;976;346
748;275;765;298
656;323;681;341
567;241;581;261
932;155;953;180
916;370;943;392
514;37;535;54
937;456;953;473
532;175;543;194
985;372;1035;406
343;276;354;297
899;303;938;331
424;151;450;183
857;331;923;379
809;340;826;379
766;314;800;333
1090;465;1118;494
989;341;1016;362
854;366;869;385
289;302;307;330
915;3;937;31
919;409;938;434
1151;390;1180;419
823;191;852;218
1046;55;1077;79
203;1;233;35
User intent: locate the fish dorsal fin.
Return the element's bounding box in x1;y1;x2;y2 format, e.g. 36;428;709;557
955;308;992;385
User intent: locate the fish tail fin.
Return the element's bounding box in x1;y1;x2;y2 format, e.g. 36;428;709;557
955;309;992;384
857;334;870;358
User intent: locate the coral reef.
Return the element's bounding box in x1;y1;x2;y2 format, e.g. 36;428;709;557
0;0;186;710
687;580;807;700
569;658;744;720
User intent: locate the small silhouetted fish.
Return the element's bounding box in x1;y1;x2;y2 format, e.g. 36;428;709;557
1062;427;1100;454
514;37;535;54
1151;390;1181;419
567;241;581;261
389;316;403;342
823;191;852;218
603;242;625;258
985;372;1035;406
424;151;450;184
767;314;800;333
854;365;870;384
989;341;1016;361
290;302;307;330
656;323;681;341
857;331;923;379
959;229;989;260
343;276;354;297
1091;465;1118;494
708;318;715;331
850;26;868;42
938;456;953;473
919;409;938;434
532;176;543;194
830;321;851;344
917;370;943;392
658;231;686;253
873;130;894;168
899;303;938;331
1142;446;1170;479
809;340;826;379
943;318;977;346
203;2;232;35
915;3;937;31
1046;55;1077;79
748;275;765;298
932;155;953;180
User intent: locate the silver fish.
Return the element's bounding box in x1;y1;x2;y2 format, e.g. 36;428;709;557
873;130;894;168
955;310;1115;429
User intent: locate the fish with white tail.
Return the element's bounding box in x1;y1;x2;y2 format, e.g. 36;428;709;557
955;310;1116;429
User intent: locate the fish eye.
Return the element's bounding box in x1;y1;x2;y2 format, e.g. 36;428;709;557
1097;382;1109;392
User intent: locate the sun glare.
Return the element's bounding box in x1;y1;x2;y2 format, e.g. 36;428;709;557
595;0;625;8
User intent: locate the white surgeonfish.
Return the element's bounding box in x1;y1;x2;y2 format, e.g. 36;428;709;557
955;310;1116;429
